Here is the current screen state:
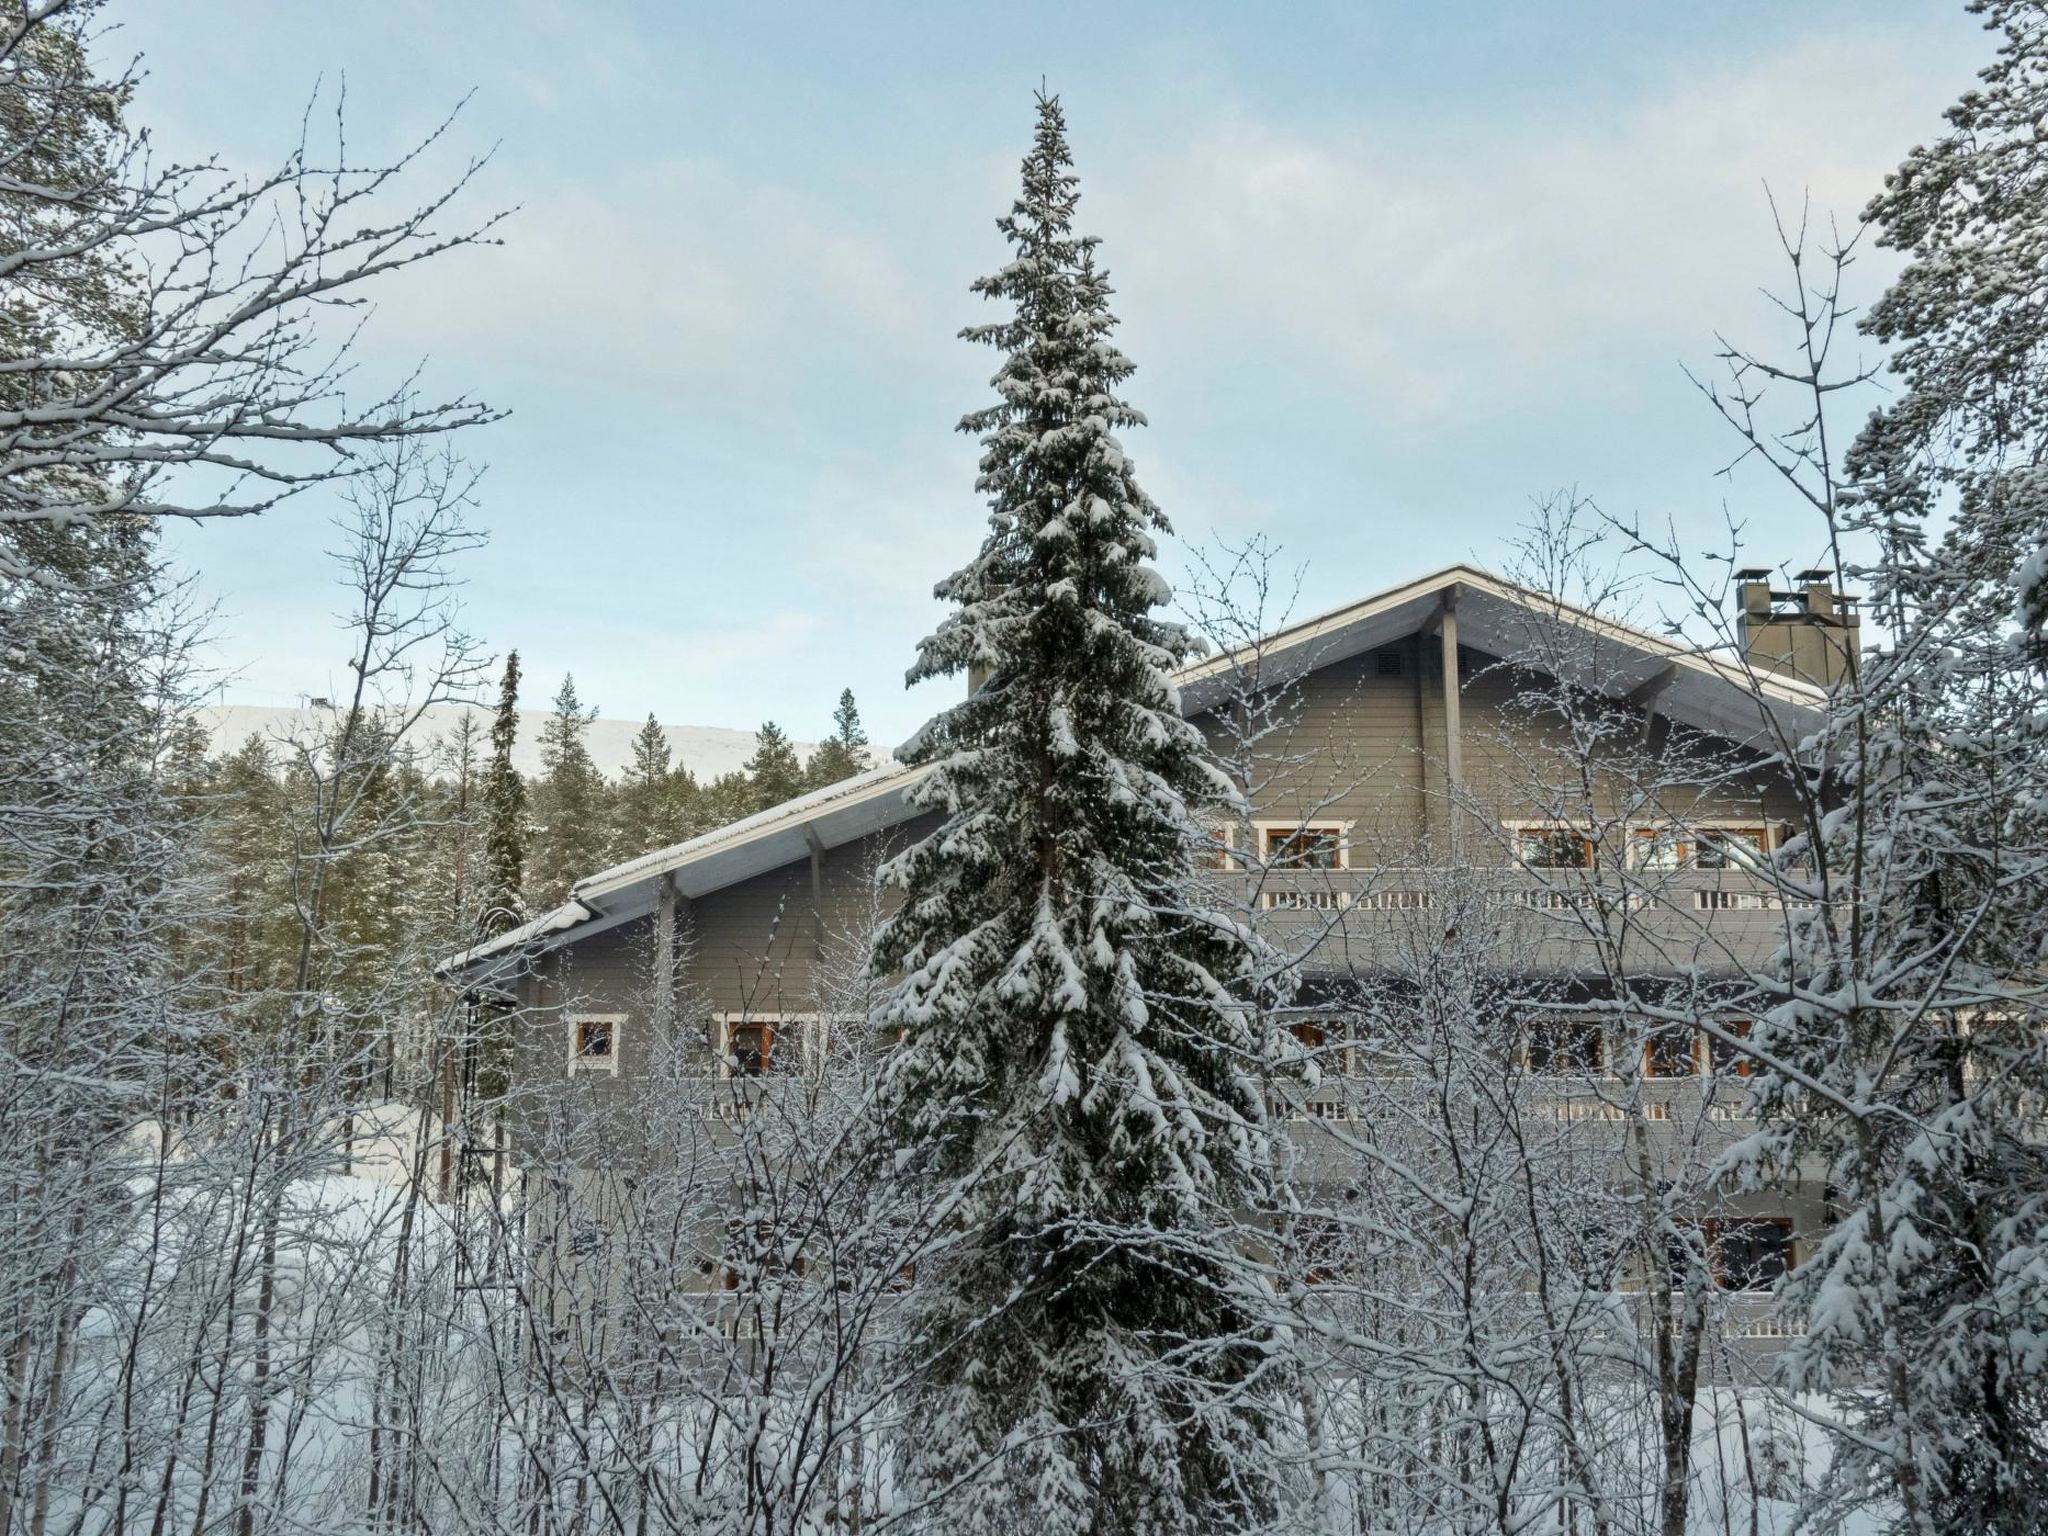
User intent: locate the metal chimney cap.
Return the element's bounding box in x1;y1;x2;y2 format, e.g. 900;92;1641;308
1795;567;1835;584
1733;567;1773;582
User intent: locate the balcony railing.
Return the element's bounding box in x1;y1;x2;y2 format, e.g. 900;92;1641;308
1237;865;1823;974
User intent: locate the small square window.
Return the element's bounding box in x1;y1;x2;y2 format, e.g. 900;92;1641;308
567;1014;624;1076
1643;1027;1700;1078
728;1021;775;1076
1194;823;1237;871
1709;1018;1756;1076
1525;1018;1605;1075
1697;827;1770;871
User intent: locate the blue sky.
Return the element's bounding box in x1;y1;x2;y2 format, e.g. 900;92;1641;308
122;1;1987;749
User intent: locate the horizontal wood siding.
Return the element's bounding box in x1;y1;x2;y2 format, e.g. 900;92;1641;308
513;640;1808;1094
518;822;927;1091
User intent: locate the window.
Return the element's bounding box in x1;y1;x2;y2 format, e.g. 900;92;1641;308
1561;1220;1620;1287
1265;825;1345;870
1697;827;1771;871
567;1013;625;1076
729;1021;774;1076
1631;827;1689;871
1628;824;1774;871
1524;1017;1605;1075
1296;1215;1349;1287
1709;1018;1756;1077
1713;1218;1792;1291
1194;822;1237;871
715;1013;824;1077
1287;1017;1352;1076
1513;826;1593;870
1643;1027;1700;1078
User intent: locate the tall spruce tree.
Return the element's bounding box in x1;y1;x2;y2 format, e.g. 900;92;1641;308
870;94;1292;1535
743;719;805;811
531;674;608;907
615;713;697;855
804;687;871;788
479;651;527;938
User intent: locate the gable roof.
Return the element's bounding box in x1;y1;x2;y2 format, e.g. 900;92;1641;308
439;562;1826;990
1177;563;1826;742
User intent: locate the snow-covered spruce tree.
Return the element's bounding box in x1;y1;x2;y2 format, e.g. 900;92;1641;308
1649;16;2048;1529
1853;0;2048;638
871;94;1294;1535
1778;11;2048;1525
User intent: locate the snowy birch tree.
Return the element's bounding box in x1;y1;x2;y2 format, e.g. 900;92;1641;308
0;0;502;572
869;94;1296;1536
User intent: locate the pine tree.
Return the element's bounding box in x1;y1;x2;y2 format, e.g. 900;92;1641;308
743;719;805;811
1751;9;2048;1527
1852;0;2048;636
479;652;527;939
615;713;699;855
804;688;871;789
870;94;1292;1536
530;673;608;907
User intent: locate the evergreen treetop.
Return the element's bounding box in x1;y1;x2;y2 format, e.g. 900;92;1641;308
479;651;526;938
530;673;609;908
744;719;806;811
804;688;871;789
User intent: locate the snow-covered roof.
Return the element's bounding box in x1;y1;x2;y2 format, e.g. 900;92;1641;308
438;760;931;989
439;562;1826;989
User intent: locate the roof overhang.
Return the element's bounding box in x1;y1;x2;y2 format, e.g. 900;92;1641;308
437;760;933;991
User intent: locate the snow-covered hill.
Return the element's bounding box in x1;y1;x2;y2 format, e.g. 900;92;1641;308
195;703;811;782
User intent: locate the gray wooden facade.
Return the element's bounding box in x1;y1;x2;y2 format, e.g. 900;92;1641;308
443;564;1837;1327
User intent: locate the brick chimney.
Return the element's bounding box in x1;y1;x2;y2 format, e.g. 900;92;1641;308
1734;567;1860;687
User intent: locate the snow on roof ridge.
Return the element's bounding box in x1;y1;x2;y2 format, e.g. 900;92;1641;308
435;897;595;978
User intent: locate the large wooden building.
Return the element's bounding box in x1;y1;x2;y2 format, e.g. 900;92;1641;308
441;562;1851;1325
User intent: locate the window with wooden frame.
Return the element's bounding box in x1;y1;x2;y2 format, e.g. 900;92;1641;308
1286;1017;1352;1078
1642;1025;1701;1078
1511;825;1595;870
714;1013;824;1078
1630;823;1774;872
1263;823;1347;871
1193;821;1239;871
1708;1017;1757;1077
1523;1016;1606;1075
567;1013;625;1076
1696;826;1772;871
1710;1217;1792;1291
